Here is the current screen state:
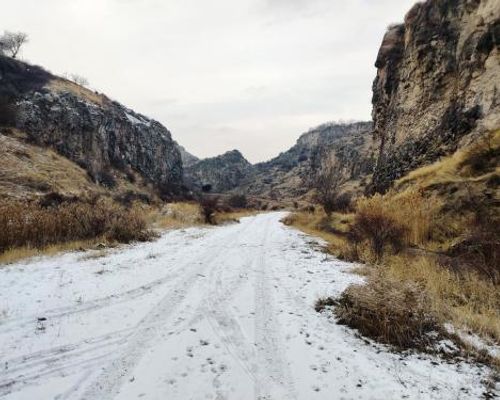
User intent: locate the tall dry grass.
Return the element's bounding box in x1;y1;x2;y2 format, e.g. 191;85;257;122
334;268;440;349
383;256;500;343
147;202;204;229
0;198;152;255
355;189;442;250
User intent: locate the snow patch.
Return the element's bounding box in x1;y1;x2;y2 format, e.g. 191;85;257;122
125;111;151;127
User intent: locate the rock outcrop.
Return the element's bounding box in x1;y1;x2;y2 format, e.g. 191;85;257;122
184;149;253;193
371;0;500;192
176;144;199;168
237;121;374;199
1;55;183;196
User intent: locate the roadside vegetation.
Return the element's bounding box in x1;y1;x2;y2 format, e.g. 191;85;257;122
0;190;259;265
284;130;500;366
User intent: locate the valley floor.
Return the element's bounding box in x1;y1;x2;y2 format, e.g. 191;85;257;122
0;213;493;399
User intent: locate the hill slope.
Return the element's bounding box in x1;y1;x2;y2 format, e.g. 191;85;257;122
230;121;374;199
0;55;183;199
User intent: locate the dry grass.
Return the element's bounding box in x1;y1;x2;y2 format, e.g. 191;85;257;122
286;133;500;360
356;190;442;250
0;132;161;205
333;268;440;350
147;201;260;229
46;78;107;106
0;198;153;257
281;210;350;251
147;202;204;229
0;239;109;265
396;130;500;189
0;133;98;199
382;256;500;344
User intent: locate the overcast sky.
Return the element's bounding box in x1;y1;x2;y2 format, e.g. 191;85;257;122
1;0;416;163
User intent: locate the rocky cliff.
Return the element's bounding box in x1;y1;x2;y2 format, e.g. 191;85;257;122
176;144;199;168
184;149;253;193
371;0;500;192
237;121;374;199
0;55;183;197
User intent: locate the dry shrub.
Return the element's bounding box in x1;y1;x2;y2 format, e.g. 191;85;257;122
227;194;247;209
458;131;499;176
106;207;151;243
447;213;500;284
199;195;219;224
334;270;440;349
350;190;442;260
384;256;500;344
0;198;152;253
352;196;406;260
148;202;203;229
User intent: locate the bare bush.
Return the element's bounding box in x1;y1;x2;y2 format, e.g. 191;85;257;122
227;194;247;209
333;272;440;349
309;147;349;216
350;195;407;260
69;73;89;87
313;166;345;216
447;213;500;283
199;195;219;224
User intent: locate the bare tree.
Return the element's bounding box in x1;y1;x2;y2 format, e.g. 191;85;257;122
309;147;349;216
313;165;345;216
69;73;89;87
0;31;28;58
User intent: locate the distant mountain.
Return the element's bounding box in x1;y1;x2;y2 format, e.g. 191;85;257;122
180;121;374;199
234;121;374;199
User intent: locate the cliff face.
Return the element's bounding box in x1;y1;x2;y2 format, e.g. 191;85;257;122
238;121;374;199
176;144;199;168
1;56;183;197
184;150;253;193
371;0;500;192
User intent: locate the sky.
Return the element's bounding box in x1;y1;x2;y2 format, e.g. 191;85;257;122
1;0;416;163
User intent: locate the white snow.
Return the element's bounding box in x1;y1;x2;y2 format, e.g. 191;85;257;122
445;323;500;360
0;212;493;399
125;112;151;127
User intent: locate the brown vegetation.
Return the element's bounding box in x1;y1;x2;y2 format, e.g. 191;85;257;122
333;271;440;350
0;197;153;254
287;131;500;362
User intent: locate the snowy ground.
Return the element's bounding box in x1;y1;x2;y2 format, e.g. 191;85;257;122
0;212;493;399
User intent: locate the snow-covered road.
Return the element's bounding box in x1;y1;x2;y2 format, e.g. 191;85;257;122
0;212;492;399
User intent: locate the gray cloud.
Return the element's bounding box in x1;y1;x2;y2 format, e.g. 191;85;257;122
0;0;416;162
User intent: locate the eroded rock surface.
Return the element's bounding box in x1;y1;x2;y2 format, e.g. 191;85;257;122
371;0;500;192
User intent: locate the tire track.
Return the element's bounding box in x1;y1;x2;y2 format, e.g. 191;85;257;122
254;219;297;400
79;219;256;400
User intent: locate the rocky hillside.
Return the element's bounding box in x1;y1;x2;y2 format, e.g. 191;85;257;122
176;144;199;168
0;55;183;199
236;121;374;199
371;0;500;192
184;149;253;193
